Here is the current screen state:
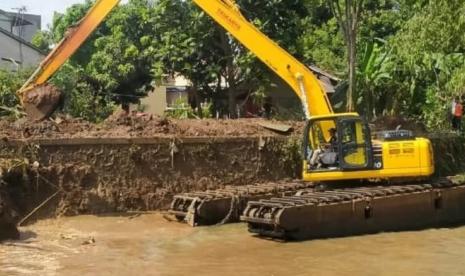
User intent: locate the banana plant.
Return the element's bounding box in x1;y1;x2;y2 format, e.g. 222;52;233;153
357;38;392;120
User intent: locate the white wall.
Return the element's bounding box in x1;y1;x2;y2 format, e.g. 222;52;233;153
0;30;44;70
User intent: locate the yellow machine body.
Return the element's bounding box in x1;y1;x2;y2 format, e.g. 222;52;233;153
303;138;434;182
302;113;434;182
19;0;435;182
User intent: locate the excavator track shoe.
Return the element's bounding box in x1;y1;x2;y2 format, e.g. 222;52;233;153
241;177;465;240
169;181;313;226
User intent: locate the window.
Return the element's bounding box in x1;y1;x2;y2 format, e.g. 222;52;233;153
339;120;368;167
308;119;337;151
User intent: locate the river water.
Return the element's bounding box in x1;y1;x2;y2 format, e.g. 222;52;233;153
1;213;465;276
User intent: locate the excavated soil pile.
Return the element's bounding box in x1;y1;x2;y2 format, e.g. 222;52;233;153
0;115;303;224
0;159;22;241
0;114;428;140
431;136;465;176
0;115;304;139
372;116;428;135
0;115;304;228
0;188;19;241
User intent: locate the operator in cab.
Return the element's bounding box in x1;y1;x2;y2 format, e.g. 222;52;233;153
310;128;338;169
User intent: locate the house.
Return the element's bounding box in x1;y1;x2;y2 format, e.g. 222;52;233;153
137;76;191;116
138;65;340;117
0;9;44;70
267;65;341;114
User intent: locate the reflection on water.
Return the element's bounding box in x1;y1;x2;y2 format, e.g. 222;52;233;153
1;213;465;276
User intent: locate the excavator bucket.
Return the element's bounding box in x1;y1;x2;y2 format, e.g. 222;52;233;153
16;0;120;121
21;84;61;121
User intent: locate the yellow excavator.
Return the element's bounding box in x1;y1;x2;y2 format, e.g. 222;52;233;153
19;0;465;239
18;0;433;182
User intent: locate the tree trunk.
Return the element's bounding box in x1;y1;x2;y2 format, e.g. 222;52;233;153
365;85;374;121
346;0;358;112
191;84;202;118
227;87;237;118
218;31;238;118
328;0;362;113
347;36;356;112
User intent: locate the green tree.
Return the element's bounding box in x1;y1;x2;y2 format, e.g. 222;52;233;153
0;69;32;118
150;0;310;118
150;0;222;114
328;0;364;112
388;0;465;129
357;38;392;119
51;63;116;122
50;1;110;65
31;30;53;53
50;0;155;107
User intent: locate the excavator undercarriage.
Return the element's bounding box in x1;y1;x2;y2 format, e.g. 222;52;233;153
169;176;465;240
241;177;465;240
169;181;313;226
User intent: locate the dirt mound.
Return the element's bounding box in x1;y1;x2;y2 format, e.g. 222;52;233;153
371;116;427;135
0;192;19;241
0;160;21;241
0;115;304;140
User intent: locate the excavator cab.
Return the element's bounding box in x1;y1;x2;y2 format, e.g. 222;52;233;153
304;114;373;173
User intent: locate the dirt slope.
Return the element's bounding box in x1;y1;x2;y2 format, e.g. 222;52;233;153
0;115;304;139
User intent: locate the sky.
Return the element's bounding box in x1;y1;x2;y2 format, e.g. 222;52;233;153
0;0;127;29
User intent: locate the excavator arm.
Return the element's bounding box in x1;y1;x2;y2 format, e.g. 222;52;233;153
193;0;333;118
17;0;120;120
19;0;332;120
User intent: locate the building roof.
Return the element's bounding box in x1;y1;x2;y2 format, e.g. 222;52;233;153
308;64;341;82
307;65;341;94
0;27;45;55
0;9;40;27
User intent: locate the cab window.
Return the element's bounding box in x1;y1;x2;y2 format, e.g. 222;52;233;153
339;120;368;167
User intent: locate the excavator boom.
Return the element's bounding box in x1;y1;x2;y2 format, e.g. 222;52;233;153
192;0;333;118
19;0;332;121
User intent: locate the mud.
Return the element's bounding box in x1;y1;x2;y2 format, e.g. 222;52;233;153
430;135;465;176
0;116;304;139
0;189;19;241
0;115;428;140
22;84;62;121
2;214;465;275
372;115;428;135
0;135;301;229
0;160;22;241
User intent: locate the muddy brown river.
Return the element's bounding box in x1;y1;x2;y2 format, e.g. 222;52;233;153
1;213;465;276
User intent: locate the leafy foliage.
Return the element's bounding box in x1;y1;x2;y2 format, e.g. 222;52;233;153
165;98;199;119
357;38;393;119
0;69;31;118
384;0;465;128
1;0;465;130
51;63;116;122
31;30;53;53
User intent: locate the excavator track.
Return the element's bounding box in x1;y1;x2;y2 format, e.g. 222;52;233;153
169;181;313;226
241;177;465;240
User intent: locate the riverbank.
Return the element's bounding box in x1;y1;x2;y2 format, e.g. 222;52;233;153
0;117;464;242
